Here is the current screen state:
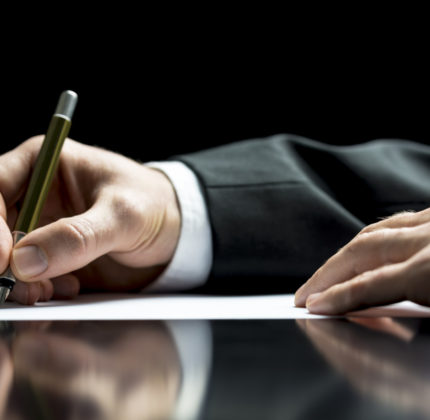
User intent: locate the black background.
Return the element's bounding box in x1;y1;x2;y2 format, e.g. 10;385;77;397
2;15;429;161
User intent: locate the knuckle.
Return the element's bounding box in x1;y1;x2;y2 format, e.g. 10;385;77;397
61;217;97;255
16;136;46;167
405;253;430;303
396;226;418;248
23;135;44;147
344;237;360;255
345;232;371;257
111;193;136;217
343;237;366;276
348;271;374;306
384;226;423;263
345;230;394;275
328;281;361;311
28;135;45;144
109;191;142;229
363;228;391;249
419;208;430;220
366;228;388;241
21;136;45;155
365;268;385;285
359;223;379;234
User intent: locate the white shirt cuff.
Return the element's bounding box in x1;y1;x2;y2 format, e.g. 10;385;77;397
144;161;213;291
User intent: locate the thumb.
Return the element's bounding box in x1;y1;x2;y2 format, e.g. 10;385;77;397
0;194;12;274
10;201;120;282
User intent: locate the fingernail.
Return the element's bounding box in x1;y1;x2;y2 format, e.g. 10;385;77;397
12;246;48;279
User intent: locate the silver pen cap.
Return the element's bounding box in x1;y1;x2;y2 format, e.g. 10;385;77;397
54;90;78;120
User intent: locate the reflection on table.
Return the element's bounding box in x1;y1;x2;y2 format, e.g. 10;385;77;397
1;317;430;419
0;320;211;420
297;317;430;418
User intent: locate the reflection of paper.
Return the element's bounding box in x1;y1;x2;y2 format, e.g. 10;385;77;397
1;293;430;320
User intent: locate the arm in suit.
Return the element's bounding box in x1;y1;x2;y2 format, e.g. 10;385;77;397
176;134;430;293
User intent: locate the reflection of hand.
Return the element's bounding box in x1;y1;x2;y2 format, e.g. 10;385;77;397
296;318;430;416
295;209;430;314
8;321;181;420
0;137;181;304
0;340;13;418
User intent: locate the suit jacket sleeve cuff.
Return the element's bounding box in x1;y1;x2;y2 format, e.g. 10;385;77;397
143;161;213;291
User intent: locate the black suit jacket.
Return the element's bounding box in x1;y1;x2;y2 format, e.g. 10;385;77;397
177;134;430;293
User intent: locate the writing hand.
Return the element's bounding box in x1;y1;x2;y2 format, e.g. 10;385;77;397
0;137;180;304
295;209;430;314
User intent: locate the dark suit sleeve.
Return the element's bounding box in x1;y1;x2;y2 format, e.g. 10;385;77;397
174;134;430;293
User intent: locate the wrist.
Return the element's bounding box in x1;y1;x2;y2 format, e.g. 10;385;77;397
144;161;213;292
148;168;181;265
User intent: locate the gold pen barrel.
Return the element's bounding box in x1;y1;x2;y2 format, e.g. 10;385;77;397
14;115;71;233
14;90;78;233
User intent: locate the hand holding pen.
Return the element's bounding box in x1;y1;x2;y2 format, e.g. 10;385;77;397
0;92;181;305
0;91;78;302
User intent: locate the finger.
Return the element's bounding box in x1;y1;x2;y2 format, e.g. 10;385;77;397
305;263;408;314
0;195;12;273
0;138;43;272
362;208;430;233
295;226;427;306
51;274;80;299
8;280;44;305
0;136;44;206
6;205;18;231
8;278;54;304
38;278;54;301
10;197;120;282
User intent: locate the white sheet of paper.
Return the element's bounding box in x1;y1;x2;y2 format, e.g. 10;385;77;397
1;293;430;320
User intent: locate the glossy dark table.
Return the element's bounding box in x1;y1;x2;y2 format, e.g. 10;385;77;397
1;318;429;419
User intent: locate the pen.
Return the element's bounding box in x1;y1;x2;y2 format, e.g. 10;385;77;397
0;90;78;304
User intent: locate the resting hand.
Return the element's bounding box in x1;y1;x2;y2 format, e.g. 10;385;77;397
295;208;430;314
0;137;181;304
